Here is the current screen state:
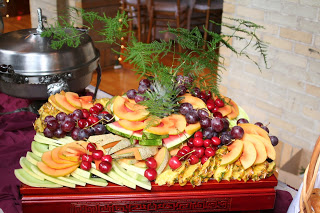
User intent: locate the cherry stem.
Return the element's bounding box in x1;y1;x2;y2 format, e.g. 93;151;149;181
178;150;195;161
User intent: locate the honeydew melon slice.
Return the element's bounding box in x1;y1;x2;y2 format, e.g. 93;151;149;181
72;168;91;179
71;173;108;187
20;157;45;181
58;176;86;186
117;160;146;176
33;133;66;145
14;169;62;188
112;161;151;190
26;151;41;165
31;141;49;157
48;144;59;150
30;165;76;188
90;168;123;186
108;169;136;189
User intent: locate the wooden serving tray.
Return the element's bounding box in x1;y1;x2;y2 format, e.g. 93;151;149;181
20;175;277;213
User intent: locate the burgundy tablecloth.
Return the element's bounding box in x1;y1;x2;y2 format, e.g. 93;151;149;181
0;92;293;213
0;92;37;213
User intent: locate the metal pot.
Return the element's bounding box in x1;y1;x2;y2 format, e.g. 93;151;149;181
0;9;101;100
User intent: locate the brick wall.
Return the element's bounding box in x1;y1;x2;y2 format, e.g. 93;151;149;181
220;0;320;151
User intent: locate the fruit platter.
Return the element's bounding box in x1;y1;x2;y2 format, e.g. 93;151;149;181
14;9;279;213
16;77;279;212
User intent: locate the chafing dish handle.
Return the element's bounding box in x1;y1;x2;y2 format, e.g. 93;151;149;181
93;63;101;101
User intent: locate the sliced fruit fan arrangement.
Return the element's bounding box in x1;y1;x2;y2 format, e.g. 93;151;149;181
15;75;279;190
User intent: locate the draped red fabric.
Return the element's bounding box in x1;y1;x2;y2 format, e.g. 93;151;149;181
0;92;37;213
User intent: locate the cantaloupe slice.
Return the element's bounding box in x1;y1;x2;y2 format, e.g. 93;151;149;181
112;147;139;158
113;96;149;121
239;123;270;142
55;93;77;113
52;147;78;164
249;134;276;161
118;119;147;131
242;133;267;164
65;92;82;109
124;101;147;111
134;160;147;168
102;141;121;149
48;95;67;113
79;99;94;110
145;118;174;135
220;140;244;166
179;95;207;109
42;150;79;169
218;97;232;117
227;99;239;120
154;146;170;174
79;96;93;103
37;161;79;177
117;158;138;165
239;140;257;170
185;122;201;135
167;114;187;135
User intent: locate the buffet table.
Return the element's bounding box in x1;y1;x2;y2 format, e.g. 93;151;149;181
0;88;293;213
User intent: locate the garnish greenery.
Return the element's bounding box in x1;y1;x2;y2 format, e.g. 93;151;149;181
41;8;269;118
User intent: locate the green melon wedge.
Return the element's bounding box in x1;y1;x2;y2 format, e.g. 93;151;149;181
71;173;108;187
20;157;44;181
90;168;123;186
31;141;49;157
15;168;62;188
30;165;76;188
26;151;41;165
112;161;151;190
58;176;86;186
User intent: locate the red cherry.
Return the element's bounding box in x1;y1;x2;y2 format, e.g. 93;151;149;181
169;156;182;170
192;147;205;158
80;161;92;171
82;110;90;119
205;91;212;100
201;155;209;164
207;102;215;112
193;137;204;147
101;111;109;115
88;116;100;125
203;139;212;147
94;103;104;112
87;143;97;152
211;136;221;146
200;91;207;100
78;119;89;129
194;131;203;139
89;106;100;115
212;106;220;112
101;155;113;163
187;138;194;148
145;157;157;169
188;154;199;165
215;98;224;108
213;112;223;118
99;161;112;173
205;147;216;157
177;149;188;161
144;168;157;181
181;145;191;153
81;154;93;162
206;99;215;105
92;150;104;160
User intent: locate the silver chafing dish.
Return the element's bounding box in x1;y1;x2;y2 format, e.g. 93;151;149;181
0;9;101;100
